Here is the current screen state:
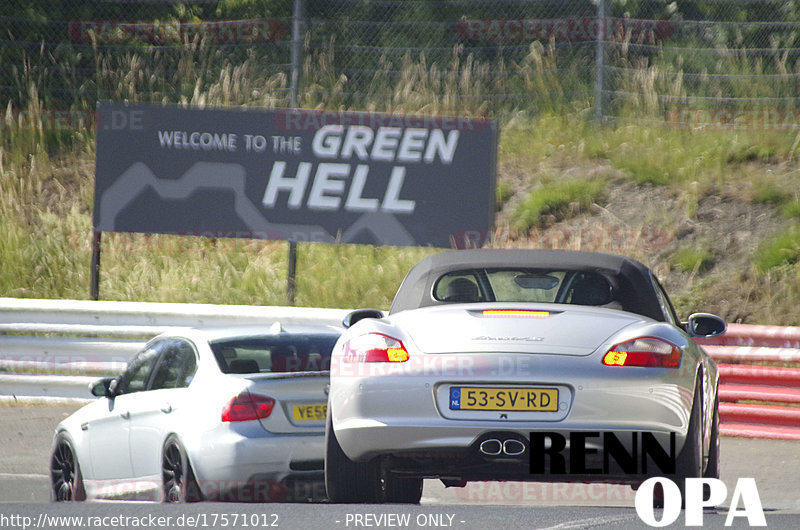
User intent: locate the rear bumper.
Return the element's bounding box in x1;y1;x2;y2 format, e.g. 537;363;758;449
335;420;683;460
331;362;697;469
337;423;683;485
189;422;324;500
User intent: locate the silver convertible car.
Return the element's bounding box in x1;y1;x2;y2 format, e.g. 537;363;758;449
325;250;725;503
51;324;340;502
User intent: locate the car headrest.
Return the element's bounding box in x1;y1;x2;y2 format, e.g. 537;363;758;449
445;277;480;302
570;274;614;306
228;359;260;374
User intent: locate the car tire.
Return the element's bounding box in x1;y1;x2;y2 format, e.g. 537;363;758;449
668;377;704;508
383;472;423;504
162;434;203;503
50;432;86;501
651;377;704;509
676;379;704;483
325;414;381;503
703;392;720;479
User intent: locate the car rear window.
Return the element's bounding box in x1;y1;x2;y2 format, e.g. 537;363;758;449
210;334;339;374
433;268;616;307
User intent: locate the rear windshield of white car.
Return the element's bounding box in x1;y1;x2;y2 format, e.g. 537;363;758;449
433;269;617;308
210;334;339;374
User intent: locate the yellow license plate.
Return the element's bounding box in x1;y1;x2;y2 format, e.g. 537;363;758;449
449;387;558;412
292;403;327;421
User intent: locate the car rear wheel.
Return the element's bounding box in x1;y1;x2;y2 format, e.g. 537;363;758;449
703;392;720;479
325;414;381;503
50;433;85;501
162;434;202;503
653;378;704;509
651;377;704;509
676;379;704;485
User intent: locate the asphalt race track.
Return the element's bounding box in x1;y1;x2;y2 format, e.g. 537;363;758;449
1;403;798;529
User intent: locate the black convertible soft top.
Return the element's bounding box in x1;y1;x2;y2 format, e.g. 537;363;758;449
389;249;668;321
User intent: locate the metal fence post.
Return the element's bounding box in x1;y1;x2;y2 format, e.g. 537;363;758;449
289;0;304;109
287;0;304;306
90;231;102;300
594;0;606;121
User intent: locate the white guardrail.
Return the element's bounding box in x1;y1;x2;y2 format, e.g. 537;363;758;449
0;297;350;401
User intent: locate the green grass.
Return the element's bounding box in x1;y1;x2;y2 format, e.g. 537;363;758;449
499;115;796;192
512;178;607;231
755;229;800;272
726;144;780;165
780;200;800;220
671;246;715;274
750;177;790;206
496;181;513;208
753;186;789;206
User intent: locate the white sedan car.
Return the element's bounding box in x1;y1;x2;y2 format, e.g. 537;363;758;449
50;324;340;502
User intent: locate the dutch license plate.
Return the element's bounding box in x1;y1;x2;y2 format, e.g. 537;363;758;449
292;403;327;421
449;387;558;412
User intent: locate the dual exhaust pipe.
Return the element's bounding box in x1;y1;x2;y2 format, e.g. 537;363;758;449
478;437;526;457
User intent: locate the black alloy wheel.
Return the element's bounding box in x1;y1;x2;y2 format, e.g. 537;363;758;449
162;434;202;503
50;433;85;501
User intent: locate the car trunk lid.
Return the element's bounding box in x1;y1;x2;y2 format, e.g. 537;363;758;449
392;304;646;356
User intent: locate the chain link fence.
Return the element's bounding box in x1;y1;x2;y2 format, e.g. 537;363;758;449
2;0;800;129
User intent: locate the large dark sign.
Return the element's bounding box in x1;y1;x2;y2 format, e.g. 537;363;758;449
94;102;497;248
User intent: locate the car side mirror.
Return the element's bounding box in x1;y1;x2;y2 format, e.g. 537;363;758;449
342;309;384;328
685;313;727;338
90;377;116;398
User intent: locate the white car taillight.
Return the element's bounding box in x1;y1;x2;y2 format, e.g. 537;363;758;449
603;337;681;368
221;392;275;422
342;333;409;363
